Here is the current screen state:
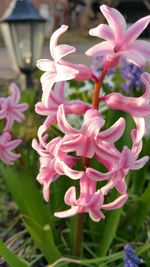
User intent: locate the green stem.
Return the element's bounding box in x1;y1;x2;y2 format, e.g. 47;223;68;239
72;213;84;258
92;69;108;110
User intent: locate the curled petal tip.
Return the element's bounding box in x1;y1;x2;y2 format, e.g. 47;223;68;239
61;24;68;29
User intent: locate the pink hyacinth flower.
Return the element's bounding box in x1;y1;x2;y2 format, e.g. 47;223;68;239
0;83;28;131
32;133;83;202
37;25;92;102
35;81;91;129
55;174;128;222
86;5;150;69
104;72;150;142
57;104;125;158
86;142;149;195
0;132;21;165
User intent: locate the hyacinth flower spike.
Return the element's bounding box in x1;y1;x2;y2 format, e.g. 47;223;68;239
0;83;28;131
86;5;150;70
124;245;142;267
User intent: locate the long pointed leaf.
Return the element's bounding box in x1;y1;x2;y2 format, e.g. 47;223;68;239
22;215;61;263
0;239;30;267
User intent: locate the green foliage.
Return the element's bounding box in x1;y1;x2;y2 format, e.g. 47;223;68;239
0;239;30;267
22;215;61;263
0;163;61;264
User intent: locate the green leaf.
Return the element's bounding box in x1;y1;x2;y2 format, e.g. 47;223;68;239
126;183;150;230
0;239;30;267
0;163;60;255
0;164;53;227
22;215;61;263
97;207;123;256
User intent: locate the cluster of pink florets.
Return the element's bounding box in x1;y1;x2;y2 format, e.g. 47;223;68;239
33;5;150;221
0;83;28;165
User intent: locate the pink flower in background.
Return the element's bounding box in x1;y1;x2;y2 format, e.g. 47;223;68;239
86;5;150;69
37;25;92;105
55;174;128;221
0;132;21;165
0;83;28;131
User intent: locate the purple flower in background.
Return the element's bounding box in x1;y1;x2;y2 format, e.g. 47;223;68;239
92;55;115;89
121;60;144;93
124;245;142;267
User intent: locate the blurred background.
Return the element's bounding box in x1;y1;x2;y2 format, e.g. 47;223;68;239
0;0;149;90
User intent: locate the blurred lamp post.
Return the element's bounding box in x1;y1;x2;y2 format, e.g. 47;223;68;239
0;0;46;88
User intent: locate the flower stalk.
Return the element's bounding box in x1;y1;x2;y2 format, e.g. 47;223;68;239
92;69;108;109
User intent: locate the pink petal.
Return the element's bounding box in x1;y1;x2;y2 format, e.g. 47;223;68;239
85;41;113;57
123;15;150;45
131;129;142;156
0;132;11;142
5;139;22;150
43;183;50;202
50;24;68;59
95;143;119;166
127;40;150;58
84;108;100;122
100;5;126;44
81;109;104;138
101;180;114;195
3;116;14;131
10;83;20;103
35;102;51;116
132;156;149;170
141;72;150;100
54;206;79;218
119;50;145;67
54;44;76;62
40;76;55;106
89;209;105;222
74;136;95;158
56;63;79;82
0;106;7;119
54;81;65;101
57;104;78;135
61;162;84;179
105;93;150;117
63;61;92;81
86;167;111;181
98;117;125;143
133;117;145;143
37;59;56;72
64;186;77;205
115;178;127;194
65;100;91;115
89;24;114;43
119;147;135;169
102;193;128;210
